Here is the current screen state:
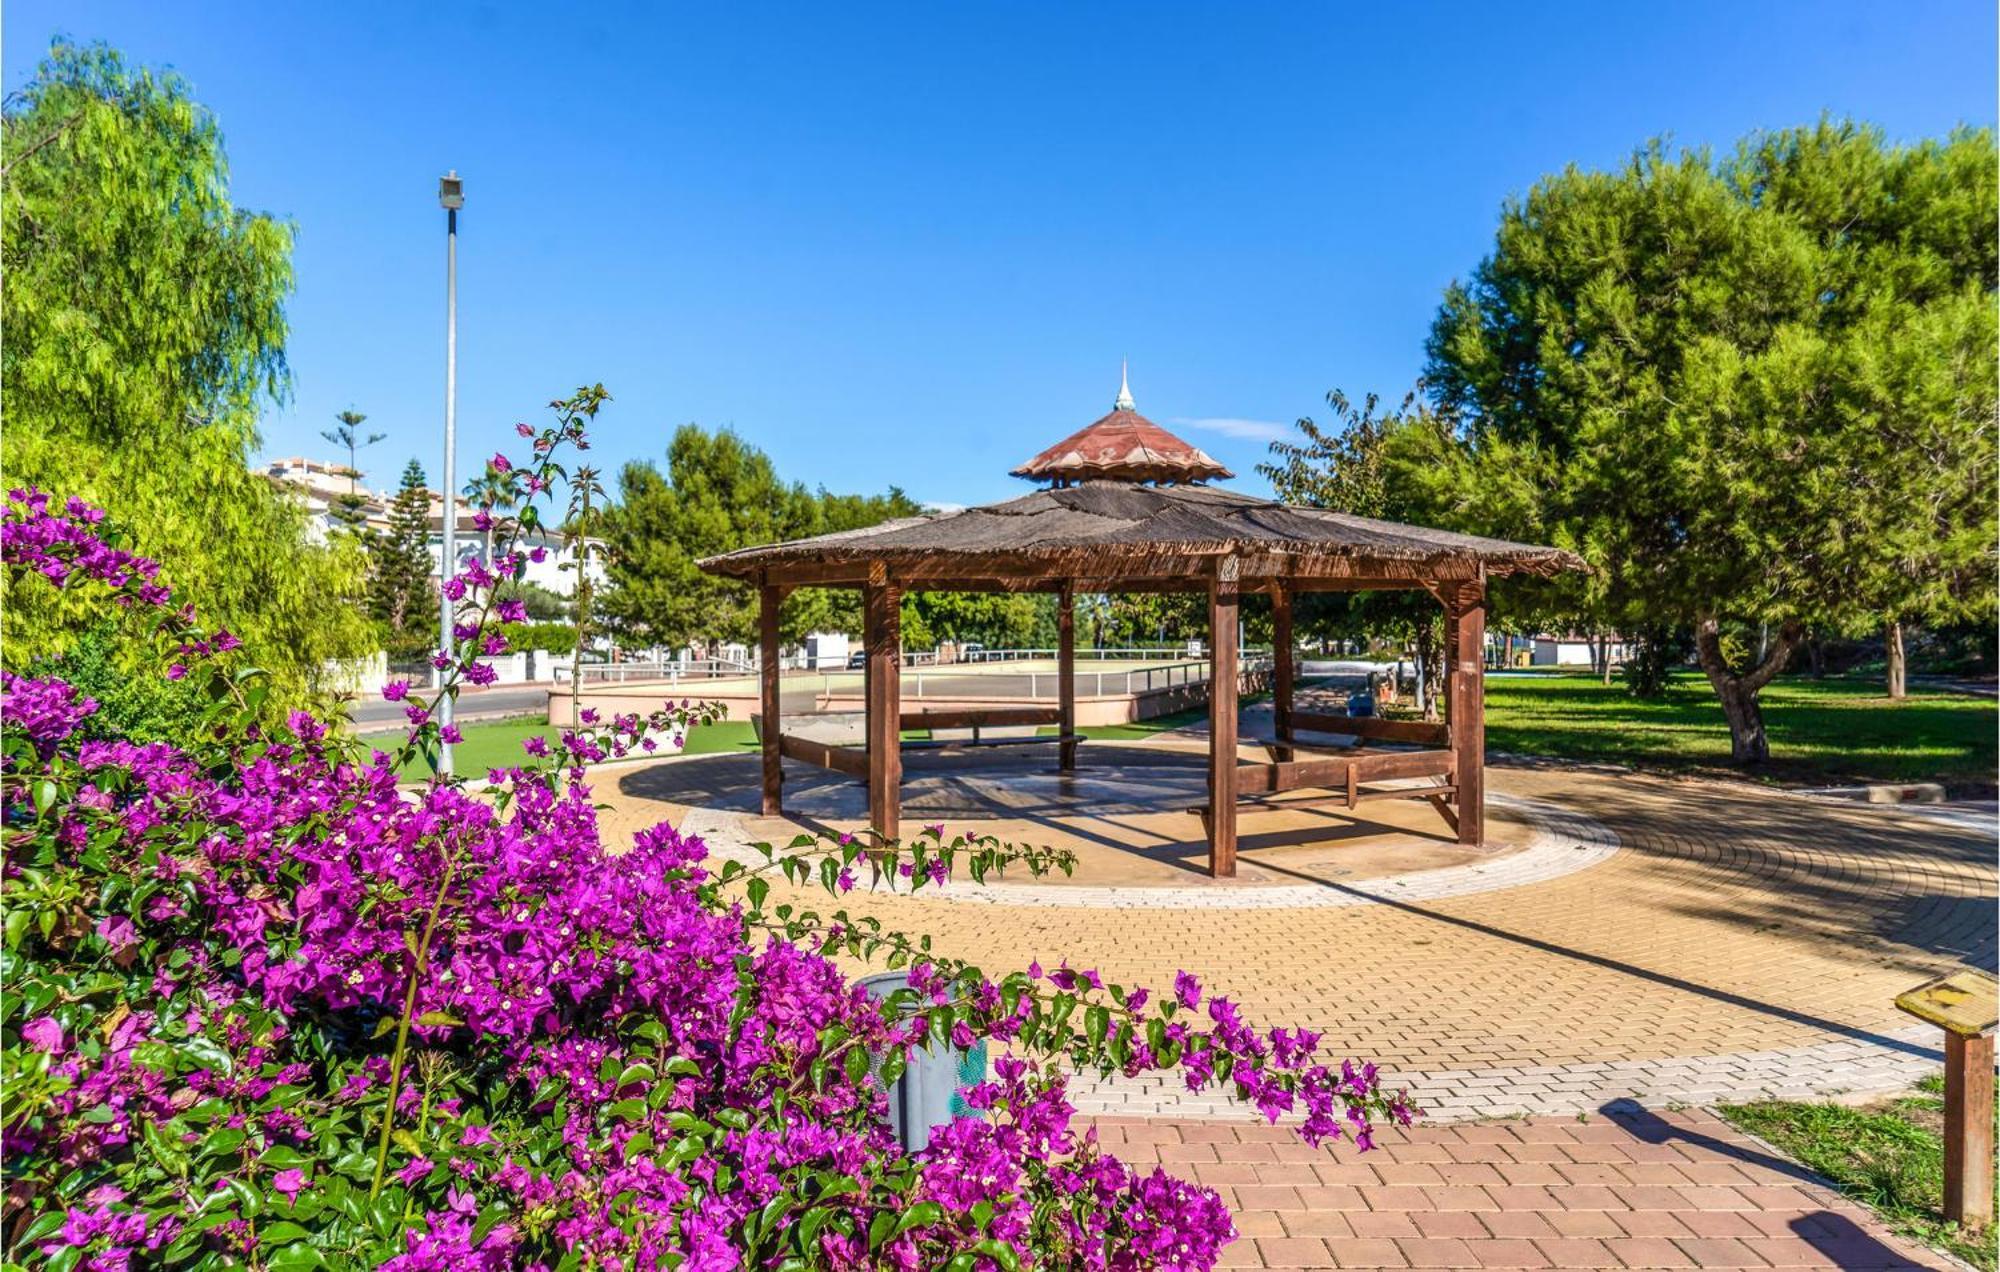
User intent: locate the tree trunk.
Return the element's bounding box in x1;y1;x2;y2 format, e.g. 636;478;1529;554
1414;620;1443;722
1599;632;1613;686
1807;637;1826;679
1884;620;1906;700
1694;614;1803;764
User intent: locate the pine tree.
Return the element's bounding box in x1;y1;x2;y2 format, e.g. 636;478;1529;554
1419;122;1996;760
368;460;436;659
321;409;386;531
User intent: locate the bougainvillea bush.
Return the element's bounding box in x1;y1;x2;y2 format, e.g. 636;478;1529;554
1;388;1414;1271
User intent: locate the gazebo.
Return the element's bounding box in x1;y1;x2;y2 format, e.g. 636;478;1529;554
699;373;1583;878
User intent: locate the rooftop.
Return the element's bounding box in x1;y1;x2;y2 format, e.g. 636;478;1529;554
1010;364;1232;486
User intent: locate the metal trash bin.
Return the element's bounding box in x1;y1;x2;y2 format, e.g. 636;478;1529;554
859;971;988;1152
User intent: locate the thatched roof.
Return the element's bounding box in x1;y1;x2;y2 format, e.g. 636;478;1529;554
701;482;1585;585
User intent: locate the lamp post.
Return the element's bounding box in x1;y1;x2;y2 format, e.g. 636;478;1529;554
438;171;464;775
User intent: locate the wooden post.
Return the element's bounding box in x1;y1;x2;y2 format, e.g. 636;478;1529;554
1208;559;1240;878
864;571;902;841
1945;1031;1995;1232
1272;585;1294;762
1443;597;1461;725
1057;583;1077;772
1448;578;1486;847
758;582;784;815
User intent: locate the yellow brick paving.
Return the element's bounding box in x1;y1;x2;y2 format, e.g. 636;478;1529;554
590;754;1994;1268
599;762;1993;1079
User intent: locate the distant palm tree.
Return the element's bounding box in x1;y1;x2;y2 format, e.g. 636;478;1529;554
320;409;387;495
463;461;519;566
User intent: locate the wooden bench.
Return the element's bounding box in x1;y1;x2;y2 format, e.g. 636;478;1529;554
898;707;1079;752
1189;747;1460;836
767;706;1085;778
903;731;1083;752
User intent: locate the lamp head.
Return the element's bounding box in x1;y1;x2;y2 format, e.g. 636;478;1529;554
438;170;464;210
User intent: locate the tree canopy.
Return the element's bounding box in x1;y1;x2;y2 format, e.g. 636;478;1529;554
1;41;370;703
601;425;922;650
1414;120;1996;758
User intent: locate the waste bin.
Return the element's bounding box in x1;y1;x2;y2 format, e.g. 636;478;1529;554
859;971;988;1152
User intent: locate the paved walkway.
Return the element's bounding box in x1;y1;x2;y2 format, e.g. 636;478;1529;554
590;729;1995;1269
1102;1110;1961;1269
602;749;1994;1118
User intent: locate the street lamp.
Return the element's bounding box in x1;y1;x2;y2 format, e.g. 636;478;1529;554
438;170;463;775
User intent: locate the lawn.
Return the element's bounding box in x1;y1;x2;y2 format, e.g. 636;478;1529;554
1479;671;1995;791
367;715;760;779
370;673;1994;790
1720;1075;1996;1269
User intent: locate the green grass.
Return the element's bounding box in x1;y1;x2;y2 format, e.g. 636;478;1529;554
367;716;759;779
1720;1078;1997;1268
371;673;1993;790
1481;671;1995;790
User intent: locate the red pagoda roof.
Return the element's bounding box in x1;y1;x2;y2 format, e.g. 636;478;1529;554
1011;369;1233;485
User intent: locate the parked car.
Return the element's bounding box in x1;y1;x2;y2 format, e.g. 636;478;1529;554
847;650;867;670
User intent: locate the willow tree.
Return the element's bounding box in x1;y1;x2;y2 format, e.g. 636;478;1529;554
1;42;370;705
1422;121;1995;761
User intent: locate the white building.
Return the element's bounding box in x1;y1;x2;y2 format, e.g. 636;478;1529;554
1529;632;1631;668
264;457;607;599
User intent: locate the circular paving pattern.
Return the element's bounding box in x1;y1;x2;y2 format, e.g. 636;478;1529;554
595;739;1997;1120
667;789;1620;909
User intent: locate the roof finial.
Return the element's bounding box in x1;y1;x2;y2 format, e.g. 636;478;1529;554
1114;358;1135;411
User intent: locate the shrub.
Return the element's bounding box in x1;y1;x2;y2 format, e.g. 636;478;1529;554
1;392;1413;1270
495;621;576;654
25;620;214;744
1621;625;1690;700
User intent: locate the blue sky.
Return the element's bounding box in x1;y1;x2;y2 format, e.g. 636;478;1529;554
6;3;1994;507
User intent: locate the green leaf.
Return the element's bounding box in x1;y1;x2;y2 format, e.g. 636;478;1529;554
893;1201;944;1237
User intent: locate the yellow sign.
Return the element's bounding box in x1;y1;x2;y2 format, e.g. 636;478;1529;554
1895;970;2000;1038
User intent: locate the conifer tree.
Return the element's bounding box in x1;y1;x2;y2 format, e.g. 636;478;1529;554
368;460;437;658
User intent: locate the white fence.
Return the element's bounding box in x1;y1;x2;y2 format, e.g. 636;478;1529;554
556;658;756;686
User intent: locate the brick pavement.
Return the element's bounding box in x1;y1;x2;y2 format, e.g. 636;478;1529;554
603;754;1995;1114
1095;1110;1962;1269
587;741;1995;1269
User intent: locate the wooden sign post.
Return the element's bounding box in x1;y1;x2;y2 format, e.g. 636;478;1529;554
1895;969;1998;1234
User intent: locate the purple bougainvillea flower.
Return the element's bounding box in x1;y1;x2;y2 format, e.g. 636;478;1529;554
1175;970;1203;1011
20;1016;63;1054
